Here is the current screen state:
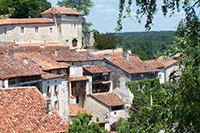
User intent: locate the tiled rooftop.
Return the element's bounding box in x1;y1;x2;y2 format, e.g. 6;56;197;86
40;7;84;16
41;72;63;80
57;50;102;62
105;55;159;74
0;18;54;26
157;56;178;68
0;86;68;132
144;60;164;68
89;92;125;107
83;65;111;74
69;104;90;117
14;52;70;71
70;76;88;82
0;54;41;79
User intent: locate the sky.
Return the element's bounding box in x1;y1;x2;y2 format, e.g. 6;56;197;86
48;0;185;33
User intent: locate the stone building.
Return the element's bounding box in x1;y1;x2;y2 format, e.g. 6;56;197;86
0;7;84;48
84;92;129;131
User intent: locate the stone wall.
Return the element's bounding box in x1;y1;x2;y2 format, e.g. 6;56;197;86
84;96;109;122
0;23;57;43
102;61;133;105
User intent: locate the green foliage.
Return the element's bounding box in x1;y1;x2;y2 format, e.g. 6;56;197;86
95;33;117;50
0;0;51;18
115;31;174;60
91;29;100;42
117;79;178;132
57;0;94;32
66;111;108;133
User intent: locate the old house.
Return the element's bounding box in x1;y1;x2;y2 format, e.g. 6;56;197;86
0;7;84;48
0;86;68;132
83;65;112;94
84;92;129;131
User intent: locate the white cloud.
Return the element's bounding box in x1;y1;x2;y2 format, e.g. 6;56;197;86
95;4;118;14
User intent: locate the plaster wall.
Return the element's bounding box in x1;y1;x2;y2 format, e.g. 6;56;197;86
0;23;57;42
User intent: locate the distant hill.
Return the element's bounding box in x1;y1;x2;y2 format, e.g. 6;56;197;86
114;31;175;60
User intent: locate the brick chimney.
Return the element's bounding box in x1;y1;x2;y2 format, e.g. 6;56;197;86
28;16;31;19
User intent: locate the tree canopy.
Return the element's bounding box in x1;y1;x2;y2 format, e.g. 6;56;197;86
95;33;117;50
66;111;107;133
57;0;94;32
0;0;51;18
116;0;200;132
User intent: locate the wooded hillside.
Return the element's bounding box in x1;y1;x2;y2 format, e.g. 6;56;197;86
115;31;175;60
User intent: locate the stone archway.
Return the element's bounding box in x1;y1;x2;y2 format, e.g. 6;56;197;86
72;39;78;47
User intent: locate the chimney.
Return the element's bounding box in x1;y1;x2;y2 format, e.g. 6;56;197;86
46;99;52;115
4;16;7;19
127;50;132;55
8;49;14;58
23;58;28;64
123;52;129;60
153;57;157;61
28;16;31;19
51;49;58;57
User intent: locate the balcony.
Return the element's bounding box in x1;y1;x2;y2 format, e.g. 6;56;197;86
72;87;86;96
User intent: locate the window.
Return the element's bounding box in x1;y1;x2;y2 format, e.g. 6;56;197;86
3;27;6;34
76;95;79;103
57;69;61;74
8;78;17;85
21;27;24;33
35;27;38;33
54;101;59;111
54;85;58;95
47;86;51;96
50;28;52;33
111;105;123;111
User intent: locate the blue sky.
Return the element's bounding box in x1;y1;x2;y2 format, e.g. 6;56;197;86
48;0;185;33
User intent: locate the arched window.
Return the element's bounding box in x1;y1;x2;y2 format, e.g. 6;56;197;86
72;39;78;47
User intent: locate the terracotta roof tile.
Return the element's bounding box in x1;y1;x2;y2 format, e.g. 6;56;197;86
57;50;102;62
14;52;70;71
41;72;62;79
0;86;68;132
88;92;125;107
0;54;41;79
0;18;54;26
144;60;164;68
70;76;88;82
41;7;84;16
157;56;178;68
95;121;109;124
69;104;90;117
105;56;159;74
83;65;111;74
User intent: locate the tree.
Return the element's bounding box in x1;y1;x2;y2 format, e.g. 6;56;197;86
0;0;51;18
95;33;117;50
117;79;179;132
66;111;107;133
117;0;200;132
57;0;94;32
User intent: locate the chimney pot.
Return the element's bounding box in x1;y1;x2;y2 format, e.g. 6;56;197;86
28;16;31;19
